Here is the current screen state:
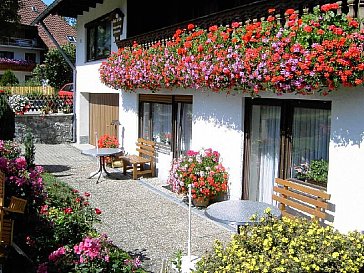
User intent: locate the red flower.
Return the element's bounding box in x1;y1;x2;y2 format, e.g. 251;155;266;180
231;22;240;28
187;24;195;31
349;19;359;28
321;3;339;12
209;25;218;32
303;25;313;33
95;208;102;215
268;8;276;14
64;207;73;214
285;9;295;15
84;192;91;197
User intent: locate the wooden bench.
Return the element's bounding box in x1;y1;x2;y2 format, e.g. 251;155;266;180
272;178;331;223
121;138;156;180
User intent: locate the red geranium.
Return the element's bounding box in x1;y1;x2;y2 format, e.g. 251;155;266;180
97;134;119;148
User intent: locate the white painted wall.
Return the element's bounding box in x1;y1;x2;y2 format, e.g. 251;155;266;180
192;91;244;200
75;0;127;143
327;86;364;233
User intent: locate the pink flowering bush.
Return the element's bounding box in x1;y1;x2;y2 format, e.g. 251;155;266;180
167;148;229;200
100;5;364;95
37;234;145;273
0;140;46;211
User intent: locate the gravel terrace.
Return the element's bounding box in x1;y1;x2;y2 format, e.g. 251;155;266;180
34;143;234;272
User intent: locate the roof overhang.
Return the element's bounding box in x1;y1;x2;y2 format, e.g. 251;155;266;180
31;0;104;25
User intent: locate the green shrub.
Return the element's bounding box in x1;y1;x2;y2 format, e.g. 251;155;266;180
194;212;364;273
40;173;101;246
0;70;19;86
307;159;328;184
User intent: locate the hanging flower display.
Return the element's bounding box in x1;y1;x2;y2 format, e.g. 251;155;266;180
100;5;364;95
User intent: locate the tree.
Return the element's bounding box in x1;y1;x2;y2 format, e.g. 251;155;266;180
43;43;76;89
0;0;22;36
0;70;19;86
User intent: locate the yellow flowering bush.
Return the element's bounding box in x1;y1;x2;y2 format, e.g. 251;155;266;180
193;213;364;272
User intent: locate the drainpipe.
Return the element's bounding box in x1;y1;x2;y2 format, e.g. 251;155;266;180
39;20;77;142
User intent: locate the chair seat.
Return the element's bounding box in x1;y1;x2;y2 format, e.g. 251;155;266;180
122;155;150;165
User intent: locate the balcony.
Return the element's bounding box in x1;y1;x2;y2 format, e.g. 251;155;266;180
0;36;44;49
0;59;36;72
117;0;356;48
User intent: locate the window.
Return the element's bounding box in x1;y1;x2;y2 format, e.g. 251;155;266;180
25;75;33;82
67;35;76;43
86;14;111;61
0;51;14;59
139;95;192;157
25;53;36;63
243;99;331;202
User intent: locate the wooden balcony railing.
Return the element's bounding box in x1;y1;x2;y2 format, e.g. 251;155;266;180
117;0;362;49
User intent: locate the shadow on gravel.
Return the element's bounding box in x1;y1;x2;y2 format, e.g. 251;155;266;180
40;164;71;173
127;248;152;272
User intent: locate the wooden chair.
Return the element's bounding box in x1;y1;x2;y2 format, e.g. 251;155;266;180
272;178;331;223
3;196;27;214
0;171;5;208
121;138;156;180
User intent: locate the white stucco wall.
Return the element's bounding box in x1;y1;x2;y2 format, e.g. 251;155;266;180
75;0;127;143
192;92;244;200
327;87;364;233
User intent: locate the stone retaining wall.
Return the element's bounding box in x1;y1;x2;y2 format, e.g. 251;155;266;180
15;114;73;144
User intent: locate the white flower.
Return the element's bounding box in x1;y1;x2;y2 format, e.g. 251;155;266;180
8;94;30;114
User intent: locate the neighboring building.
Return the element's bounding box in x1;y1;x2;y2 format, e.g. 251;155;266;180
0;0;76;83
32;0;364;233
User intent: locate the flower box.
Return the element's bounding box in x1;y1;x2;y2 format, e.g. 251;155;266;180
0;63;36;72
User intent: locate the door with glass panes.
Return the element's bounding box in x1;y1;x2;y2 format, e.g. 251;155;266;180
243;99;331;203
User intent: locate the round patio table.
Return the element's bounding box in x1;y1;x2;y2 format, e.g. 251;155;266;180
82;148;123;183
205;199;281;233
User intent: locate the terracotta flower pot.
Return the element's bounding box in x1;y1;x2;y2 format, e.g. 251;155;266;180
192;196;209;207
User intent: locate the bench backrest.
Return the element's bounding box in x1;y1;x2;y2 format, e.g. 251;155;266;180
272;178;331;222
136;138;155;161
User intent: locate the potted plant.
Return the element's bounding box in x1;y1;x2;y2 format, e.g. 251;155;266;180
167;148;229;207
97;134;120;165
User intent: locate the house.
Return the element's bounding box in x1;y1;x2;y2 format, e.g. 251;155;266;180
0;0;76;83
32;0;364;233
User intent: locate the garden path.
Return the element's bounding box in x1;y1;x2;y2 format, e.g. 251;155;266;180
34;143;234;273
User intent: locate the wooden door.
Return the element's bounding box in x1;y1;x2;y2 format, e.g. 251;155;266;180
89;93;119;145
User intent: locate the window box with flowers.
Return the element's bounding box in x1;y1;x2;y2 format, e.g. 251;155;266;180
100;4;364;96
294;159;328;188
167;148;229;207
